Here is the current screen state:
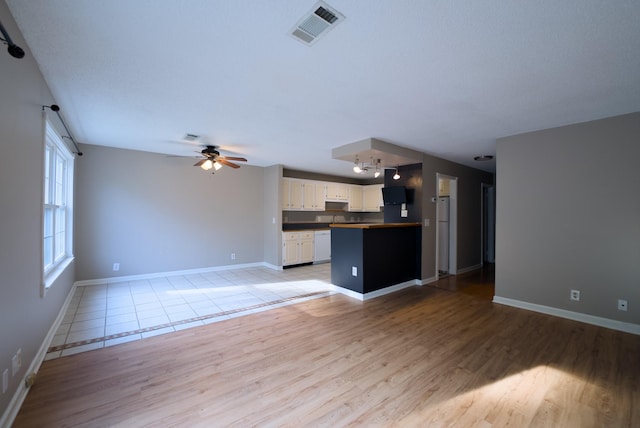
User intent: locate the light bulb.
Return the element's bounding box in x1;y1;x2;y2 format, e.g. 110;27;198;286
201;159;213;170
374;171;381;178
353;165;362;173
213;161;222;170
393;170;400;180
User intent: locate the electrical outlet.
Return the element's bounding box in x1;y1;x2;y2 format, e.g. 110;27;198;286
113;263;120;271
618;299;628;311
2;369;8;393
231;253;236;260
352;266;357;277
570;289;580;301
424;218;430;227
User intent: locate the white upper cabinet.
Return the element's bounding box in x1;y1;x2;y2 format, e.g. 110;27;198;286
281;178;291;210
282;178;381;212
348;185;363;211
281;178;326;211
363;184;384;212
325;182;349;201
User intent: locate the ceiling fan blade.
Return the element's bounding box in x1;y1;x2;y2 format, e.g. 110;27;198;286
217;158;241;169
221;156;247;162
193;159;207;167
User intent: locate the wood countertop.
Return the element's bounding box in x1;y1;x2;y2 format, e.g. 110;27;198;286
329;222;421;229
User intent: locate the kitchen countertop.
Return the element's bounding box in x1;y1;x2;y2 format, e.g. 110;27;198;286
330;222;421;229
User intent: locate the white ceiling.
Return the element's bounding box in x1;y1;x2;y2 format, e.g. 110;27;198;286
7;0;640;176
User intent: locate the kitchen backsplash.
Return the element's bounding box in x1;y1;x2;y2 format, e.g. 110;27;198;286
284;210;383;224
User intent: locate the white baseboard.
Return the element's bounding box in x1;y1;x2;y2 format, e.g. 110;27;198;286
457;264;482;275
261;262;283;271
332;279;420;301
0;283;78;428
493;296;640;335
74;262;269;286
419;276;438;285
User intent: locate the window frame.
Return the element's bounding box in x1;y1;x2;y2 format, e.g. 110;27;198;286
42;116;75;294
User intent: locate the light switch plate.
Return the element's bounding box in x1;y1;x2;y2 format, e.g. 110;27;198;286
352;266;357;277
401;210;408;218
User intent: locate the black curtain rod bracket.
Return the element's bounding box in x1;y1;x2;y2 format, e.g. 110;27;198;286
0;19;25;59
42;104;83;156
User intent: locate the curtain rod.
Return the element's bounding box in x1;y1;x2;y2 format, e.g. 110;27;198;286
42;104;83;156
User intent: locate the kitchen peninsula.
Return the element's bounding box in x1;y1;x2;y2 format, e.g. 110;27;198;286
330;222;421;299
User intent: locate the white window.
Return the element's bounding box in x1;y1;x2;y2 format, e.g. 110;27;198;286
43;119;74;289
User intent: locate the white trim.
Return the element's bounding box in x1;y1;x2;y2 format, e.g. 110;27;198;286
332;279;420;301
261;262;283;271
419;276;438;285
74;262;270;286
42;256;74;296
493;296;640;335
456;264;482;275
0;281;77;428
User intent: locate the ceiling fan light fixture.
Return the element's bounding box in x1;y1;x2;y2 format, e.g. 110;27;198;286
213;161;222;171
201;159;213;170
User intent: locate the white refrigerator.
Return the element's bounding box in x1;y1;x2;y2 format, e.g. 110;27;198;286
438;197;449;273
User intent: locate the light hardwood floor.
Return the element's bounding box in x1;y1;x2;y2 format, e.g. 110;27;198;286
13;266;640;427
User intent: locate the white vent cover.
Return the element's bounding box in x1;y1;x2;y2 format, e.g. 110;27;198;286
290;1;345;46
183;133;200;142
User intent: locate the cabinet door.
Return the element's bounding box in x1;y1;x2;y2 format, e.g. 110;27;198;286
363;185;383;212
348;185;363;211
326;182;349;201
299;232;315;263
289;180;303;210
337;183;349;200
280;179;291;210
282;232;300;265
302;182;315;210
314;183;326;210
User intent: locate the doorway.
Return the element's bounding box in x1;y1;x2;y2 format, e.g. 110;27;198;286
436;174;457;277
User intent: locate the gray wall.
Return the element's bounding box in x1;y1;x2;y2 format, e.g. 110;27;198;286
263;165;282;267
0;3;75;418
496;112;640;324
421;154;494;280
75;144;265;280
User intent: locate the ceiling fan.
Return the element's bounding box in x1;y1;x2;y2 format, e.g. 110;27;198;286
193;145;247;172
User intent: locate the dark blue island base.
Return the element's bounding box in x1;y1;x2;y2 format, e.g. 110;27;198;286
330;223;421;300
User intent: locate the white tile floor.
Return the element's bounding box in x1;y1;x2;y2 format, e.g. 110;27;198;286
46;263;333;360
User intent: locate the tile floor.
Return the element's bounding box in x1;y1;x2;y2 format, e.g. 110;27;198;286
45;263;333;360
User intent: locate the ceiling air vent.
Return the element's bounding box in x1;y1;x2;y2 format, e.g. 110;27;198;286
290;1;345;46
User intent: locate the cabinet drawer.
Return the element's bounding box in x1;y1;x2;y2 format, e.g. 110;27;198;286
283;232;299;241
299;232;314;240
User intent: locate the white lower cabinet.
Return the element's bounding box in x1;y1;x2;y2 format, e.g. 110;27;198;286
282;231;314;266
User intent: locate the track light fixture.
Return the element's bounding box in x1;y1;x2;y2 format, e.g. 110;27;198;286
0;20;25;59
352;156;383;177
393;168;400;180
374;159;381;178
353;156;362;173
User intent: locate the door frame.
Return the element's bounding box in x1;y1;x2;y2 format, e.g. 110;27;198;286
481;183;496;264
436;173;458;277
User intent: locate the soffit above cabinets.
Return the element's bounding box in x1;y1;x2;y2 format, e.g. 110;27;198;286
332;138;423;169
